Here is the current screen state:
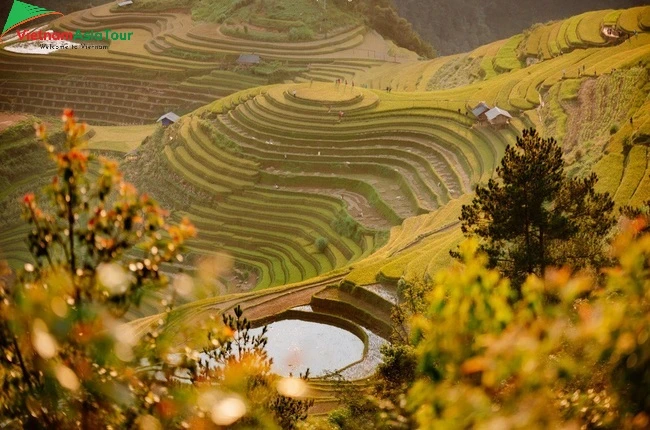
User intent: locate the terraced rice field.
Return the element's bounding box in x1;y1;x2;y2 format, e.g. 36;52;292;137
381;32;650;127
139;82;512;291
202;83;512;216
0;2;402;125
355;5;650;115
132;81;511;297
521;6;649;61
593;145;650;207
124;7;649;400
155;125;364;284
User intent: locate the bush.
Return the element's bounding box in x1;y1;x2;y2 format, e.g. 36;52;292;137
288;26;314;41
328;408;351;427
0;110;198;427
331;210;362;241
315;237;329;253
610;123;620;135
377;343;417;389
622;136;633;157
408;231;650;428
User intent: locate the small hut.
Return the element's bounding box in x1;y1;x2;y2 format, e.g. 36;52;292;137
485;107;512;127
601;26;622;40
471;101;491;123
237;54;261;67
117;0;133;7
156;112;180;127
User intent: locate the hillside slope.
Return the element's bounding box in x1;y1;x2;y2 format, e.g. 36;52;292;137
0;0;424;127
354;6;650;204
394;0;647;54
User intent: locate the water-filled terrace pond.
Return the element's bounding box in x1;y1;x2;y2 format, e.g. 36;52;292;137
249;319;365;377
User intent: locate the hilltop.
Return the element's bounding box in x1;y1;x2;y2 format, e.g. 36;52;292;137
130;0;433;57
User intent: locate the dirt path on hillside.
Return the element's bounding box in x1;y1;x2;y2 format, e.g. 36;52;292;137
562;79;597;154
389;220;461;257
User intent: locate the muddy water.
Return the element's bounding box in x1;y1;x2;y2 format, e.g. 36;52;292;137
250;319;364;377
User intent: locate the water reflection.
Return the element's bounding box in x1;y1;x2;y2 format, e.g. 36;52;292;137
250;319;364;377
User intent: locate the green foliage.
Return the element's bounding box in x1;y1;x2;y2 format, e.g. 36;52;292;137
0;111;199;427
0;111;313;428
328;407;351;427
408;229;650;428
315;237;329;253
192;0;357;39
326;379;387;430
249;16;305;30
610;123;620;135
222;25;283;41
165;47;228;62
342;0;436;58
288;26;314;41
251;61;308;83
326;340;417;429
620;198;650;223
192;0;250;22
458;128;615;286
331;210;362;241
196;119;242;154
377;343;417;392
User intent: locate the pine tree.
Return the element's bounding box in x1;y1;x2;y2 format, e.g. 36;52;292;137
457;128;615;286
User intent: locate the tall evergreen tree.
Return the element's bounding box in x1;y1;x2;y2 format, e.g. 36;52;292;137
457;128;615;285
